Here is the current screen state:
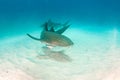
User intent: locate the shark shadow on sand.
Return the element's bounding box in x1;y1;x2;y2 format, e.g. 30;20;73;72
37;46;72;62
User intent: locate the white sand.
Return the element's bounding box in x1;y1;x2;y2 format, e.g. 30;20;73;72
0;61;35;80
0;29;120;80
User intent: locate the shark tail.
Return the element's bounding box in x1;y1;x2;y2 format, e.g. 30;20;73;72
27;34;40;41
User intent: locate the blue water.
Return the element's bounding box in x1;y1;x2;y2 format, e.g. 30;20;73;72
0;0;120;38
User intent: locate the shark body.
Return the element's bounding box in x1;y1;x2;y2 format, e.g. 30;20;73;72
27;20;73;47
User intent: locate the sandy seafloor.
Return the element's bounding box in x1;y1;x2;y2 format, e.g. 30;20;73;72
0;27;120;80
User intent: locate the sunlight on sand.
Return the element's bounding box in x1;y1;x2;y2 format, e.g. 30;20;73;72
0;28;120;80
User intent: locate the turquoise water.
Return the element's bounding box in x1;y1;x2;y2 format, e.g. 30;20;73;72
0;0;120;80
0;0;120;38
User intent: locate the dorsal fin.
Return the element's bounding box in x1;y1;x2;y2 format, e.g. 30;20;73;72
49;26;55;32
44;22;48;31
56;25;70;34
41;22;49;31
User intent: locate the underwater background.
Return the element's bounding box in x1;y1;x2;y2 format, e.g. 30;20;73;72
0;0;120;38
0;0;120;80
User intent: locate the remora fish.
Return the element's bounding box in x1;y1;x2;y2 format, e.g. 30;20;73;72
27;20;73;47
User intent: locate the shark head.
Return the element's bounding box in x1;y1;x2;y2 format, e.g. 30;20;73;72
27;20;74;47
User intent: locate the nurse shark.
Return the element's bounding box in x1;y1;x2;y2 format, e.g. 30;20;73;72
27;20;74;47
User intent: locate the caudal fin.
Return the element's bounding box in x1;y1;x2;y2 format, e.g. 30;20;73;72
27;34;40;41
